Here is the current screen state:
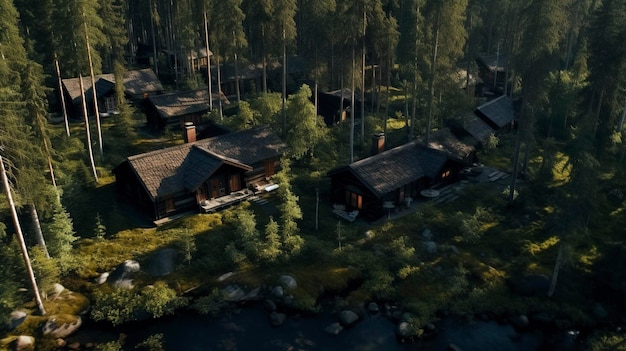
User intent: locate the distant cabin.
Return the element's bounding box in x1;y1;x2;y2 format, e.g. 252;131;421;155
114;125;286;222
474;95;515;132
61;68;163;118
145;89;229;130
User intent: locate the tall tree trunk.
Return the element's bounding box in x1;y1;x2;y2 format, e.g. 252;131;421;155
262;26;268;94
410;5;420;141
204;10;213;111
360;9;366;146
282;29;287;137
216;52;223;120
30;204;49;258
548;242;564;297
55;56;70;137
0;157;46;315
340;74;345;125
235;51;241;103
350;43;356;164
79;75;99;182
150;0;158;75
426;11;440;144
509;101;526;203
85;19;104;161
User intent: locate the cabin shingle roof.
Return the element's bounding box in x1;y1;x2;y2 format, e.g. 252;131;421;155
330;141;448;198
62;68;162;105
424;128;476;162
147;89;210;119
475;95;514;129
125;125;285;200
459;112;495;143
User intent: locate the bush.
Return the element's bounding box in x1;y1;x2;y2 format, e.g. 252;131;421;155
90;282;189;326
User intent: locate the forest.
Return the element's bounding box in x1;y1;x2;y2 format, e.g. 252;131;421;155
1;0;626;350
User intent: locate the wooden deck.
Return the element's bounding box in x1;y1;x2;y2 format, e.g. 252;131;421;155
200;189;253;213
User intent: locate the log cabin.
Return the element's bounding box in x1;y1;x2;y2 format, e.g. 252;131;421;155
61;68;163;118
114;125;286;222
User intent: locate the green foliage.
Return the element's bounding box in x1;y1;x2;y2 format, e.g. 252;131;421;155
94;212;107;241
90;282;189;326
260;217;282;262
95;340;123;351
283;84;326;160
249;92;282;126
361;269;395;300
486;134;499;150
30;247;61;299
191;288;230;317
42;200;77;272
135;333;165;351
175;228;196;266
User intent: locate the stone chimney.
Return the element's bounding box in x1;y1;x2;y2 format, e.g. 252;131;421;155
371;133;385;155
184;122;196;143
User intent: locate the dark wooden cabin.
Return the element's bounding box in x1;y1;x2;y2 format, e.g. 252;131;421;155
474;95;515;132
328;141;459;220
61;68;162;118
114;125;286;221
145;89;216;129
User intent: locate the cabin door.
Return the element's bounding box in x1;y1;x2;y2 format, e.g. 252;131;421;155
210;178;220;198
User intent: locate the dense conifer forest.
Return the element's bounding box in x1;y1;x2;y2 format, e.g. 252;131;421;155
1;0;626;350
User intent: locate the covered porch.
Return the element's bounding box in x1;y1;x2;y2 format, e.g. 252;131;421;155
199;189;253;213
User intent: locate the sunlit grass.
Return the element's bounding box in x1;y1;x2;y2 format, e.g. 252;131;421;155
523;236;559;255
551;152;572;185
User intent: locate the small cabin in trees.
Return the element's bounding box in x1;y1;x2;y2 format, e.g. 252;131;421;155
61;68;163;118
114;125;286;222
474;95;515;132
476;53;508;93
327;132;474;221
145;89;219;130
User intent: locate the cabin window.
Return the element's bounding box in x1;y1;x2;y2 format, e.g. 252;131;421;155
165;198;175;213
345;190;363;209
441;170;451;179
265;159;275;178
197;185;207;202
104;96;117;113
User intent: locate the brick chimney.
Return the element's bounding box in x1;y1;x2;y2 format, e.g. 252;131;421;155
371;133;385;155
184;122;196;143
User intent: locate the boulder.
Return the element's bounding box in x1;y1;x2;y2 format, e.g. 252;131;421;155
510;274;550;296
422;241;437;253
111;279;134;290
325;322;344;335
10;336;35;351
95;272;109;284
222;285;245;301
510;314;529;329
401;312;416;322
107;260;140;288
217;272;237;282
264;299;277;312
66;342;80;350
422;229;433;240
269;312;286;326
338;310;359;327
593;303;608;319
531;312;555;327
51;283;65;297
396;321;413;339
272;286;284;298
146;248;177;277
368;302;379;313
447;343;463;351
8;311;27;329
42;315;82;338
279;275;297;289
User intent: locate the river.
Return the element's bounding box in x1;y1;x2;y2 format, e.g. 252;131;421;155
66;303;582;350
